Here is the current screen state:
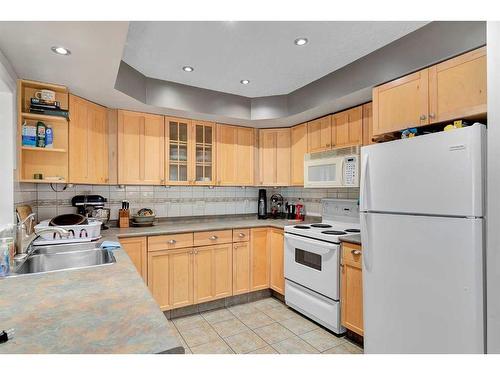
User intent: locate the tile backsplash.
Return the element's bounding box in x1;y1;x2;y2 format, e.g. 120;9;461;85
14;182;359;222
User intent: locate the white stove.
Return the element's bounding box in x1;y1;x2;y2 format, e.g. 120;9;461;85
284;199;360;334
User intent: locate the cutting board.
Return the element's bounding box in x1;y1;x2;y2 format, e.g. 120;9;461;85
16;204;35;232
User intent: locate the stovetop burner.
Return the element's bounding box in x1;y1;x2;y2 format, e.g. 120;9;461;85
321;230;347;235
345;229;361;233
310;224;332;228
294;225;310;229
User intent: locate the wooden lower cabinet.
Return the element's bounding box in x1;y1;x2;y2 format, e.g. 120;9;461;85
341;242;363;336
233;241;250;295
250;228;270;291
269;228;285;294
120;236;147;281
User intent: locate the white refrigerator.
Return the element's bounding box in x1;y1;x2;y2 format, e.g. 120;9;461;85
360;124;486;354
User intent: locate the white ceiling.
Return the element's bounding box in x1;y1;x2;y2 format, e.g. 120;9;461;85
123;21;428;97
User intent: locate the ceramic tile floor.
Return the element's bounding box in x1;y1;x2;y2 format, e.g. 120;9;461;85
166;297;364;354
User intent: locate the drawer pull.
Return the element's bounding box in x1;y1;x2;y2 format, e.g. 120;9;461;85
238;233;246;238
209;235;218;240
167;239;177;244
351;249;361;256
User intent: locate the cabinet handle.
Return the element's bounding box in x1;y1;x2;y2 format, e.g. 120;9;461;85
351;249;361;256
238;233;246;238
194;250;198;254
420;114;427;121
429;113;436;119
209;235;218;240
326;143;331;147
167;239;177;245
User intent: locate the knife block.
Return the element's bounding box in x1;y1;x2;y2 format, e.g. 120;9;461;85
118;209;130;228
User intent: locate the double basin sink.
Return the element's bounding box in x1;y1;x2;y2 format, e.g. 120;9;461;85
10;242;116;277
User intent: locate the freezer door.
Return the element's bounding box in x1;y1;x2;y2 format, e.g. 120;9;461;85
360;212;484;353
360;124;485;217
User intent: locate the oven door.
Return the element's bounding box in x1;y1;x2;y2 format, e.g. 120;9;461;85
284;233;340;300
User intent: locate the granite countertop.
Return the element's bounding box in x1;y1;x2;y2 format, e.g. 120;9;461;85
339;233;362;245
0;214;320;354
0;245;183;354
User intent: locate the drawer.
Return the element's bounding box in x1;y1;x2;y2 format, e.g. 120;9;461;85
148;233;194;252
233;228;250;242
342;242;362;268
194;230;233;247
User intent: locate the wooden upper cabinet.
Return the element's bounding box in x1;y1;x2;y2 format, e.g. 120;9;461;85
362;102;374;146
269;228;285;295
166;116;192;185
307;115;332;153
372;69;429;136
429;46;486;124
290;123;308;186
216;124;255;186
117;110;164;185
192;120;216;185
259;128;290;186
69;95;108;184
333;106;363;148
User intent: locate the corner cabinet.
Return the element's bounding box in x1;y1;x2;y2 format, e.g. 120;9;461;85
117;110;165;185
269;228;285;294
259;128;291;186
166;117;216;185
69;95;109;184
341;242;363;336
120;236;147;281
362;102;374;146
250;228;270;291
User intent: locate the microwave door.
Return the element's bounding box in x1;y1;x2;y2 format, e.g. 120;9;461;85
304;157;343;188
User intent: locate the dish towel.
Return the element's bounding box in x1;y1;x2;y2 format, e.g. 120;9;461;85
100;241;121;250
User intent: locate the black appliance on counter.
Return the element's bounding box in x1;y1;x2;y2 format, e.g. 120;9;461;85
71;195;110;229
269;193;284;219
258;189;267;219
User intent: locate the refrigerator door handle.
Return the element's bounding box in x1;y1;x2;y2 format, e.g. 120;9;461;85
360;153;369;211
361;213;372;272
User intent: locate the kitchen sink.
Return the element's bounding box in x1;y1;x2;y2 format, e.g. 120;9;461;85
32;242;100;255
11;247;116;276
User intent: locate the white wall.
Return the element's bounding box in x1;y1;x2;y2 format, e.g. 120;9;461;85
0;48;17;225
487;22;500;353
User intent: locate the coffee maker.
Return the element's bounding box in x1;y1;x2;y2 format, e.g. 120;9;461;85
258;189;267;219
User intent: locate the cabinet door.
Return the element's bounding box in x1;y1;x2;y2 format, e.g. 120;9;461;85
275;129;291;186
216;124;237;185
259;130;276;185
291;123;308;186
333;106;363;148
269;228;285;295
236;127;255;185
372;69;429;136
233;242;250;295
341;243;363;336
193;120;216;185
69;95;89;183
118;110;164;185
362;102;374;146
429;47;486;124
307;115;332;153
87;103;108;184
120;237;147;281
250;228;270;291
166;116;192;185
193;244;232;303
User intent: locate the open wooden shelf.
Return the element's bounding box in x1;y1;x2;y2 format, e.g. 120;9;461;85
20;179;67;184
21;112;68;123
21;146;67;153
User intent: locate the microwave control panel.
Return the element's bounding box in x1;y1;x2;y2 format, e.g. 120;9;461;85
343;156;359;186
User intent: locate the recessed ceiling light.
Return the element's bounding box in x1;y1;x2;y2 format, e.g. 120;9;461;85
51;46;71;55
294;38;308;46
240;79;250;85
182;66;194;72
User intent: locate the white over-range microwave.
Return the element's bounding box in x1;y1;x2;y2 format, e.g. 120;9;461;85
303;146;360;188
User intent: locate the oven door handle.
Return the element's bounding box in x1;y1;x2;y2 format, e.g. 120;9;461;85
284;233;338;255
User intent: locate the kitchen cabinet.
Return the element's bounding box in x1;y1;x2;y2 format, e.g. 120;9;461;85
307;115;332;153
373;69;429;136
117;110;164;185
193;243;233;303
290;123;308;186
68;95;109;184
250;227;270;291
269;228;285;295
333;106;363;148
192;119;216;185
120;236;147;281
259;128;290;186
341;242;363;336
233;241;250;295
428;46;486;124
216;124;255;186
362;102;374;146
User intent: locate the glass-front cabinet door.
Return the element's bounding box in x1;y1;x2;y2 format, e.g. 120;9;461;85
192;120;215;185
166;117;191;184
